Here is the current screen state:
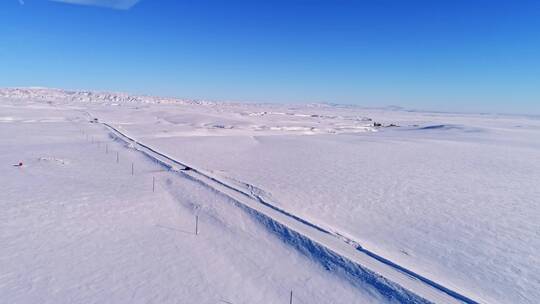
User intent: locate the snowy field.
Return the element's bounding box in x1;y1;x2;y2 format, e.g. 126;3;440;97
0;101;393;304
1;88;540;303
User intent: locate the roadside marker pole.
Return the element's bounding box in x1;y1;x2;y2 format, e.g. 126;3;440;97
152;176;155;192
195;216;199;235
116;151;119;163
131;162;134;175
106;144;108;154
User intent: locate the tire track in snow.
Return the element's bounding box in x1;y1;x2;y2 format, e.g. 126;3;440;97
100;121;480;304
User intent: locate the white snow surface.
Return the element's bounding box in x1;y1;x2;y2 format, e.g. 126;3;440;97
1;88;540;303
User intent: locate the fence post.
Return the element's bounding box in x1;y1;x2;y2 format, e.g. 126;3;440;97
195;216;199;235
290;290;293;304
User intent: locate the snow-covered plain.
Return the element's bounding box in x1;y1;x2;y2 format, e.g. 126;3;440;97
0;100;393;304
1;88;540;303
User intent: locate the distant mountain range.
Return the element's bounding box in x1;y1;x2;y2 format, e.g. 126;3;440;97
0;87;410;111
0;87;213;106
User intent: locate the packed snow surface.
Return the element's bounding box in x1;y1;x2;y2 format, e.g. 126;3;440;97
1;88;540;303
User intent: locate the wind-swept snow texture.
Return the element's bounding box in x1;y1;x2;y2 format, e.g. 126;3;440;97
2;88;540;303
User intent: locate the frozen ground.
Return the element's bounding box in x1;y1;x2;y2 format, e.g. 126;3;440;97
1;88;540;303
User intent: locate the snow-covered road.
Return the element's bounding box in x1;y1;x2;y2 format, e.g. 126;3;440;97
90;103;539;304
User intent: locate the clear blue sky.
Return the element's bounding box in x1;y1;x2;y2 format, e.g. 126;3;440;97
1;0;539;114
